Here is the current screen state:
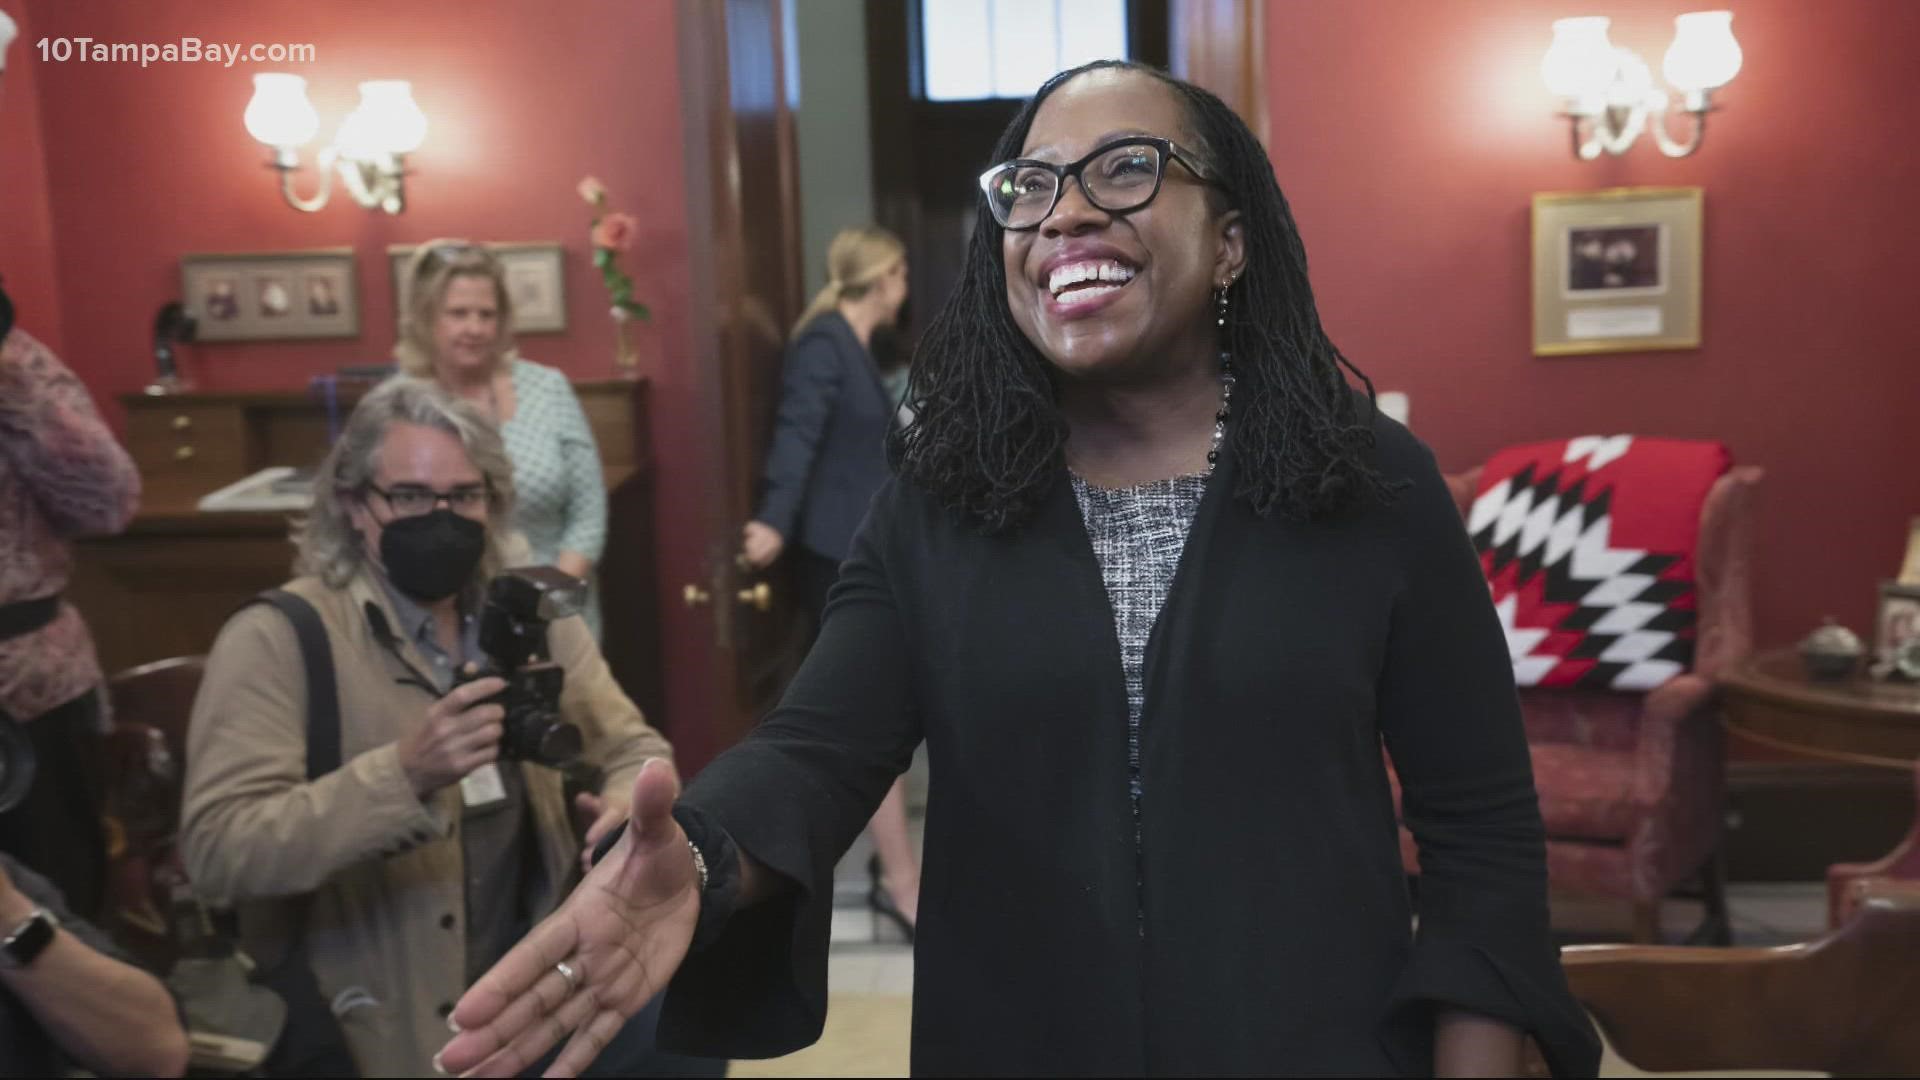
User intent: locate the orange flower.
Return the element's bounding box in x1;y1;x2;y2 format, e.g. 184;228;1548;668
580;176;650;321
591;211;638;253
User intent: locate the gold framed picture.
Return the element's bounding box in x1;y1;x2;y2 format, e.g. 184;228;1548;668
181;248;360;342
1532;186;1702;356
388;242;568;334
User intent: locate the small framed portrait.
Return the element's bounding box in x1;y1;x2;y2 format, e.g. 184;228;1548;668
1876;582;1920;674
1566;225;1661;295
1532;187;1702;356
181;249;359;341
306;272;343;317
389;242;568;334
202;277;240;322
257;276;292;318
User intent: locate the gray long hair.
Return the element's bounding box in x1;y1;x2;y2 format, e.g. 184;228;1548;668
293;377;517;589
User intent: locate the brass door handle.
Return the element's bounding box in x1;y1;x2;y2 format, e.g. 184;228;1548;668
174;445;196;461
682;583;711;608
736;581;772;612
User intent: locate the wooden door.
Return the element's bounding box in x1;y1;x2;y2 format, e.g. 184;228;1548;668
676;0;809;754
671;0;1226;758
865;0;1169;351
1170;0;1267;145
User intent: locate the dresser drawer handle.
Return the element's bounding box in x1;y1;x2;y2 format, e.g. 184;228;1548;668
174;445;196;461
172;415;193;431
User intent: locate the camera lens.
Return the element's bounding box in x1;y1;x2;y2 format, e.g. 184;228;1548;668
537;723;583;767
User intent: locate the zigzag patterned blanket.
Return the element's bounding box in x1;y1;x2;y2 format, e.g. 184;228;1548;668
1468;436;1731;691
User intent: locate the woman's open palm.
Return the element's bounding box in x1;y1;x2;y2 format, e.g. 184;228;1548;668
438;759;699;1078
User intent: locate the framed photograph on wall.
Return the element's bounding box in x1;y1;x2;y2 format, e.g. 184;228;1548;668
389;242;568;334
181;249;359;342
1532;187;1702;356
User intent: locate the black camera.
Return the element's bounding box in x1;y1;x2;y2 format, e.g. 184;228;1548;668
458;567;586;768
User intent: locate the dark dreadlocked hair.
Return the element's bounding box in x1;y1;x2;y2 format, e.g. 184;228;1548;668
889;59;1403;533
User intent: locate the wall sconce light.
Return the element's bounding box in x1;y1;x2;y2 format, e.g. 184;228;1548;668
1541;11;1742;159
243;74;428;213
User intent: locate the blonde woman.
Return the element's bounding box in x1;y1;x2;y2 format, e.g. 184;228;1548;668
739;226;920;936
396;241;607;634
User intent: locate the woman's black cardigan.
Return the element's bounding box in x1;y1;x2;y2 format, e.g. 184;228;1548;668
660;412;1601;1077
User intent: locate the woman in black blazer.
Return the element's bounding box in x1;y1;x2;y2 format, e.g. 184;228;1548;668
740;226;920;937
446;63;1601;1078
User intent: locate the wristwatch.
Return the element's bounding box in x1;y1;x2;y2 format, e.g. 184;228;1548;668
0;907;59;969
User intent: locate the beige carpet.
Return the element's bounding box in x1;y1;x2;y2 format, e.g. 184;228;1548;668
726;993;911;1079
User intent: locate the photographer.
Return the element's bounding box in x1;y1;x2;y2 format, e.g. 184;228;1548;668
179;378;674;1077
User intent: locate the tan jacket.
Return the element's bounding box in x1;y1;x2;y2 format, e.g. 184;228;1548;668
180;569;671;1077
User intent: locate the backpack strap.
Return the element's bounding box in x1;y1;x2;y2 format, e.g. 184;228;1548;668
251;590;341;779
226;592;365;1080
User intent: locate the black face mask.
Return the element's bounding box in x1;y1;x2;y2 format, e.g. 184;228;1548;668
378;509;485;602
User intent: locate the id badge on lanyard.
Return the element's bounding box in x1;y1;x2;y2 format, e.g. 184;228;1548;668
460;763;508;808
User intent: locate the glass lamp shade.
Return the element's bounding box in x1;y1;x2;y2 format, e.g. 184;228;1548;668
1541;16;1617;98
1664;11;1742;91
243;73;320;148
334;80;428;159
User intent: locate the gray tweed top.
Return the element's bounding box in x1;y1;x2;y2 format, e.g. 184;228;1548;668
1069;470;1210;897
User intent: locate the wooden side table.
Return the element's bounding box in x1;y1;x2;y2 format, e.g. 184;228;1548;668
1719;649;1920;927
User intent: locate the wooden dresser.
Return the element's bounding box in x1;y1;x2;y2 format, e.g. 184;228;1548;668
67;379;664;725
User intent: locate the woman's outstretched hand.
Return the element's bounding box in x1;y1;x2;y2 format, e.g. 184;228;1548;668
437;759;700;1078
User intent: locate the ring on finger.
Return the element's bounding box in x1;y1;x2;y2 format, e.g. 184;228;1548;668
555;960;580;994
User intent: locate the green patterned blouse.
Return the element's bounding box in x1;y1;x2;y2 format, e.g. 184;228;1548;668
501;358;606;632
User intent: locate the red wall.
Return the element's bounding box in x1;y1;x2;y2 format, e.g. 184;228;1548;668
0;0;65;355
18;1;1914;772
1268;0;1920;652
8;0;724;768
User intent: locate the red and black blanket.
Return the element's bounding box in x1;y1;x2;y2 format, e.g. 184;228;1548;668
1466;436;1731;691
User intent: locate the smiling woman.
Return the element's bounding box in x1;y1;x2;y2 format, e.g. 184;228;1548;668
437;61;1601;1080
899;62;1399;524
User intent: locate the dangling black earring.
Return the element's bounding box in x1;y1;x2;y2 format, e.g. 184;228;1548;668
1215;278;1235;379
1208;279;1235;473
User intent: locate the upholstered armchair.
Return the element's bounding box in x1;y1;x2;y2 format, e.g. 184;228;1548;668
1393;455;1762;944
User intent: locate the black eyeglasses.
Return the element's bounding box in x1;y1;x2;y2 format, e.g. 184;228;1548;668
978;136;1226;231
366;482;491;518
